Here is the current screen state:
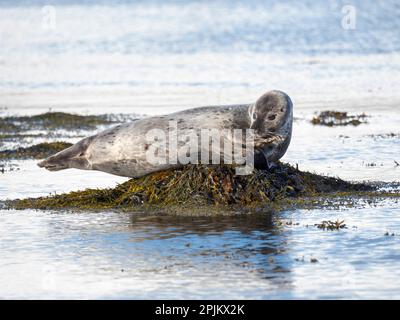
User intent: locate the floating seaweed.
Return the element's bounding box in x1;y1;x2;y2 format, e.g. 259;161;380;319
368;133;400;139
311;111;368;127
315;219;346;230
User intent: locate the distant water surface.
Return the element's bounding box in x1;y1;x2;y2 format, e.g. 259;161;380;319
0;0;399;113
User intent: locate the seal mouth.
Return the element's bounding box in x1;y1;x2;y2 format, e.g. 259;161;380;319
37;160;67;171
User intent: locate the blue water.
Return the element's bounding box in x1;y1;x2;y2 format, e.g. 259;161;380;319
1;0;399;113
2;0;399;54
0;0;400;299
1;205;400;299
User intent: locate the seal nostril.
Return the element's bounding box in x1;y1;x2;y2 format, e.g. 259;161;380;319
268;114;276;120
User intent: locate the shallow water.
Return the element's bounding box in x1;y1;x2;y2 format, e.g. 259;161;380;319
1;205;400;299
1;0;400;299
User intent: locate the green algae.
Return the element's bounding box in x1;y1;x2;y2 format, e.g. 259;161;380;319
311;111;368;127
277;190;400;212
0;112;114;133
10;162;388;215
0;142;72;160
0;112;131;149
0;118;19;132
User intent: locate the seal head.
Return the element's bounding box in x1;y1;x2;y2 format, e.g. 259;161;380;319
37;136;94;171
249;90;293;166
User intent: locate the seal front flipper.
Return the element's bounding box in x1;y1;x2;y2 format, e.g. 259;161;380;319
253;133;285;149
254;149;277;170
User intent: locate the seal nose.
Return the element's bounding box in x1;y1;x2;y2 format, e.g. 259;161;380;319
37;160;46;168
37;158;55;169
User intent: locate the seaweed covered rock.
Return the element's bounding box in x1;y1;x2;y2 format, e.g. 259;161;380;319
0;112;114;132
11;163;374;212
0;142;72;160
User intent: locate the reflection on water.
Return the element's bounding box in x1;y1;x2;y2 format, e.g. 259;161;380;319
0;210;287;299
1;205;400;299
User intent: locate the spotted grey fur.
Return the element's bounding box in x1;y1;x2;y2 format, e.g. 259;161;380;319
38;90;293;178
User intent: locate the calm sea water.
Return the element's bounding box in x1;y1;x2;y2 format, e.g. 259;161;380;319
1;0;399;113
0;0;400;299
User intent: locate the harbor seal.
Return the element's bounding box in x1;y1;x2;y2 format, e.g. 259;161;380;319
38;90;293;177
